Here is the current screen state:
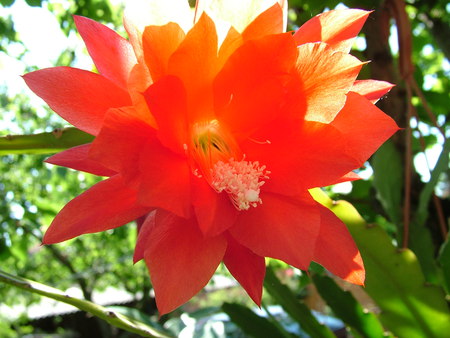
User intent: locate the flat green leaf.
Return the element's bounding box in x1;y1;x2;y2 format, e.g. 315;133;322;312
311;274;390;338
311;189;450;338
416;137;450;226
0;128;94;155
222;302;290;338
264;266;335;338
372;140;403;225
438;238;450;294
0;269;172;338
408;138;450;283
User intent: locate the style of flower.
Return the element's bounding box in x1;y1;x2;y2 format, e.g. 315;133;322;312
23;0;399;315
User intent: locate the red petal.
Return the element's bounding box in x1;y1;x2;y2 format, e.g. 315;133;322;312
331;172;362;185
144;210;226;315
215;33;298;137
191;177;238;236
295;42;363;123
230;193;320;270
331;92;400;165
134;211;156;263
224;234;266;305
23;67;131;135
127;63;157;128
313;203;365;285
73;15;136;90
144;75;188;154
294;9;370;53
143;22;185;82
43;175;149;244
124;0;191;62
89;107;154;184
242;3;283;41
168;13;218;121
138;142;192;219
46;144;116;176
351;80;395;103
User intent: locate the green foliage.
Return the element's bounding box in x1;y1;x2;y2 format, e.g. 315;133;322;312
0;127;94;155
312;274;389;338
312;189;450;338
222;303;291;338
372;140;403;226
264;266;335;338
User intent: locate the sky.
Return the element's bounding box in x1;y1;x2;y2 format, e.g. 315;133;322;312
0;0;446;185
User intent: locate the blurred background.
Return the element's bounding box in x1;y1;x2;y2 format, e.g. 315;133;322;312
0;0;449;337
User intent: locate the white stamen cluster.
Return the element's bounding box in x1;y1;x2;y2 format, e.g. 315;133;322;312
211;158;270;211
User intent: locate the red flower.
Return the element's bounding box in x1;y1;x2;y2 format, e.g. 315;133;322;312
23;0;398;314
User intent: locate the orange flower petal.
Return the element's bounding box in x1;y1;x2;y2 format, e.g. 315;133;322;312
331;92;400;165
73;15;136;90
215;33;298;137
23;67;131;135
351;79;395;103
142;22;186;82
138;142;192;219
313;203;365;285
89;107;154;184
144;75;188;154
242;3;283;41
127;63;156;128
191;178;238;237
124;0;192;62
295;42;364;123
230;193;320;270
224;234;266;305
42;175;149;244
294;9;370;53
46;144;116;177
195;0;284;33
168;13;218;121
144;210;226;315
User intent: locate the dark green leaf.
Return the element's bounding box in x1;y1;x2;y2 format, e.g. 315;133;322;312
222;302;290;338
312;274;389;338
372;140;403;225
264;266;335;338
438;238;450;294
24;0;42;7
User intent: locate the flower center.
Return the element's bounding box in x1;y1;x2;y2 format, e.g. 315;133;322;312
189;119;270;211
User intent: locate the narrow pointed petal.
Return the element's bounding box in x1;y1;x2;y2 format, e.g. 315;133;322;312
351;79;395;103
224;235;266;305
124;0;192;61
195;0;282;33
215;33;298;137
168;13;218;120
331;172;362;185
294;9;370;53
230;193;320;270
144;211;226;315
89;107;154;184
313;203;365;285
331;92;400;165
73;15;136;90
143;23;185;82
23;67;131;135
242;3;283;41
46;144;116;177
138;143;192;219
144;75;188;154
127;63;157;128
295;42;364;123
191;178;238;236
43;175;149;244
133;211;156;263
